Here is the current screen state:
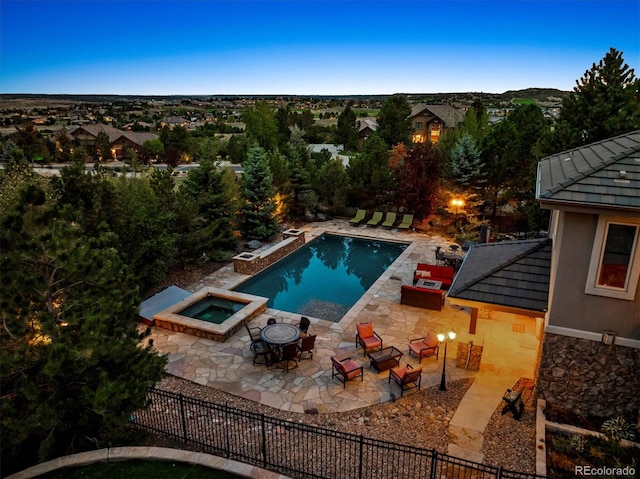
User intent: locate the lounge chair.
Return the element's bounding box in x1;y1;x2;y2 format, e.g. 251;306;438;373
355;321;383;356
331;355;364;388
381;212;397;228
408;330;439;362
398;213;414;229
349;209;367;224
389;364;423;397
367;211;383;227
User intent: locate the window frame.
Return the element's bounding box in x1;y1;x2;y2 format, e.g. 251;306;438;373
585;216;640;300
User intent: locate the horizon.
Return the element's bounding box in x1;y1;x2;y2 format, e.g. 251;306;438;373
1;1;639;96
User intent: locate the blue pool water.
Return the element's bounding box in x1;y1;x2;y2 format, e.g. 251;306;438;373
233;233;408;322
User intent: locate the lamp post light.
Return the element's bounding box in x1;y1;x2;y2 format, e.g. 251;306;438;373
437;330;457;391
450;198;464;229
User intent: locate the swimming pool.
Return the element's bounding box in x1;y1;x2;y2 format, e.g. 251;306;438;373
233;233;408;321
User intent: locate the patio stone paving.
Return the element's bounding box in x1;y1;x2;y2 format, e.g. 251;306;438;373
144;219;540;461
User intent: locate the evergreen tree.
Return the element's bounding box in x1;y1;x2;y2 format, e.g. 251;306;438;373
347;134;395;208
556;47;640;148
334;104;359;151
313;158;349;214
0;185;166;473
177;158;236;261
377;94;413;147
238;146;279;241
242;101;278;152
449;133;485;188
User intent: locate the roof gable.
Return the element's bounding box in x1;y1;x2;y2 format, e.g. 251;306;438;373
448;238;552;313
409;104;464;128
536;130;640;210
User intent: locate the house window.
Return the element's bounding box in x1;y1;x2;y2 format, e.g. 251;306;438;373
585;217;640;300
415;122;422;130
429;123;441;143
412;134;425;143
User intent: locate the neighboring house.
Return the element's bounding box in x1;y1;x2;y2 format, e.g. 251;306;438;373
160;116;190;129
358;117;378;147
111;132;160;159
67;123;159;161
409;104;464;144
535;130;640;419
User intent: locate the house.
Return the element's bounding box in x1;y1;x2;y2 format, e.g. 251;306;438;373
66;123;159;161
409;104;464;144
358;117;378;147
535;131;640;419
447;130;639;420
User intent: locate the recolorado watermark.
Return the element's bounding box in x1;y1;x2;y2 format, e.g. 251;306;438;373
575;465;636;476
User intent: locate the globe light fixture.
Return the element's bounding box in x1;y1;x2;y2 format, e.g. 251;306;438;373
438;330;457;391
450;198;465;229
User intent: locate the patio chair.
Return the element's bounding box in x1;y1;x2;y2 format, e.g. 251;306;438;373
349;209;367;224
408;330;439;363
295;316;311;337
367;211;384;227
398;213;414;229
355;321;383;356
276;342;299;372
267;317;277;325
381;212;397;228
331;355;364;388
297;334;316;360
252;340;275;367
389;364;423;397
245;323;262;352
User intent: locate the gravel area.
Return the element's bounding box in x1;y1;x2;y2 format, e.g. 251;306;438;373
147;375;537;474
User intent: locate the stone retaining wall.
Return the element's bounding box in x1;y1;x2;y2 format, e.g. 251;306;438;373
537;332;640;418
233;229;305;275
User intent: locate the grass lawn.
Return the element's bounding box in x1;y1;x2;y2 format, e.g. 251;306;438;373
37;459;247;479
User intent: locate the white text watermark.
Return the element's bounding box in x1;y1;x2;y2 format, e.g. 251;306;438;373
575;465;636;476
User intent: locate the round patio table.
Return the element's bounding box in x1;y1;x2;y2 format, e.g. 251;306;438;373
260;323;301;346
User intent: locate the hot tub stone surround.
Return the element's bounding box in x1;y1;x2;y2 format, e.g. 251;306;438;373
233;229;305;275
153;287;267;342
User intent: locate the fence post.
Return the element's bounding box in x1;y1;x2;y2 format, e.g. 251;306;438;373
261;413;267;468
430;449;438;479
179;393;188;442
358;435;364;479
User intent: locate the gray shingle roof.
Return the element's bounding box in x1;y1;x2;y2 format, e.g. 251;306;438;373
409;104;464;128
536;130;640;210
448;238;552;313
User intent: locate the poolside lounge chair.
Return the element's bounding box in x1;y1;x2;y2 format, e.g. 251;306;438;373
367;211;383;227
398;213;414;229
381;212;397;228
408;330;439;363
356;321;383;356
331;355;364;388
349;209;367;224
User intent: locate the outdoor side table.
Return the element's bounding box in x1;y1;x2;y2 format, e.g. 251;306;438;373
368;346;403;372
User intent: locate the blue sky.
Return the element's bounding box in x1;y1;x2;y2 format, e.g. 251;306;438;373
1;0;639;95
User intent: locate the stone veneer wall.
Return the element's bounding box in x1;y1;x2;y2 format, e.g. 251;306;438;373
537;332;640;418
455;342;483;371
233;231;305;275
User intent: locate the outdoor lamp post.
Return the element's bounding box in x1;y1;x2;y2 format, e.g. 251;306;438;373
437;330;457;391
450;199;464;229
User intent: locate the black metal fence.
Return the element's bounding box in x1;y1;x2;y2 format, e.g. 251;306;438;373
131;387;550;479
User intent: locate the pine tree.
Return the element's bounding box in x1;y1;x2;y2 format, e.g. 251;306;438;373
0;184;166;473
377;94;413;147
239;146;279;241
557;47;640;147
450;133;485;187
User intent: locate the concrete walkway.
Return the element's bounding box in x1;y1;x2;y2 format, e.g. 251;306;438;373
145;220;540;462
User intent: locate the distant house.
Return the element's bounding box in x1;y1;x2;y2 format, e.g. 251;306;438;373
409;104;464;144
111;131;160;159
160;116;190;129
535;130;640;418
358;117;378;148
67;123;158;161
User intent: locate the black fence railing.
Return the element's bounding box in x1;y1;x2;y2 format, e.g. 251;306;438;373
131;387;551;479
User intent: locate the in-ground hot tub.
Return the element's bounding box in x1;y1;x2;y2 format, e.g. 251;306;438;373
153;287;267;342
